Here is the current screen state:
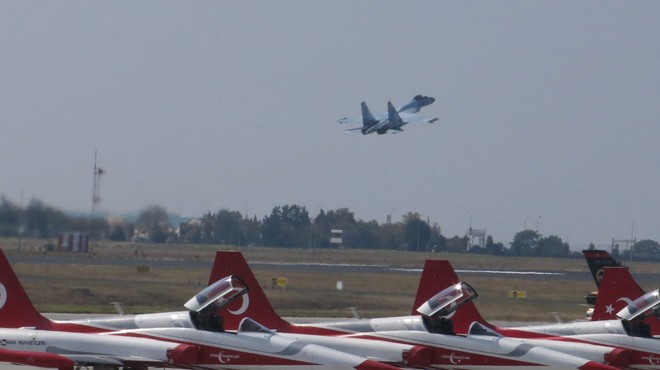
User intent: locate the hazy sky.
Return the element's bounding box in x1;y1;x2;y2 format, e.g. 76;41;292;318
2;1;660;249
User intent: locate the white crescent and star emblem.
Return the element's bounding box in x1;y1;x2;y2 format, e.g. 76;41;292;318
212;352;228;364
228;294;250;315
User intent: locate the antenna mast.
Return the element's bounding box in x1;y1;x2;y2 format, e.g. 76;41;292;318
92;150;105;215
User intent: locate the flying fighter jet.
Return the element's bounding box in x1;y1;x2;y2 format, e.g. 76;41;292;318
339;95;438;135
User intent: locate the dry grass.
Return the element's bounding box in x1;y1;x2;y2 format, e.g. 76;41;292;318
2;238;659;322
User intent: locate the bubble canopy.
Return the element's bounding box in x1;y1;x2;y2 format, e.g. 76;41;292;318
416;282;478;317
617;289;660;321
185;275;248;314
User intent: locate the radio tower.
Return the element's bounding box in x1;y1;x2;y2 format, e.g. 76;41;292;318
92;150;105;214
91;150;105;239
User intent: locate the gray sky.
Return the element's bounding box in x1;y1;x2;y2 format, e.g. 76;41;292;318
2;1;660;249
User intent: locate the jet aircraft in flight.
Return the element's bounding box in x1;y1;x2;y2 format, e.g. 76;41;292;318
339;95;438;135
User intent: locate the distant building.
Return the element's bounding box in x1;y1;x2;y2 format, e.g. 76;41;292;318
57;232;89;252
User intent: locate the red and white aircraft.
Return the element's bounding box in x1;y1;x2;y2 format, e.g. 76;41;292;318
582;249;660;336
414;259;660;370
0;249;417;370
206;251;626;370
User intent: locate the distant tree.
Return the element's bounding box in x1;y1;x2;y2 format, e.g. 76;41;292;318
445;235;468;253
402;212;431;252
108;224;128;241
509;230;541;256
481;235;505;255
428;223;446;252
379;222;405;250
534;235;570;257
24;199;69;238
633;239;660;254
136;205;172;243
261;204;310;247
348;220;381;249
0;196;21;236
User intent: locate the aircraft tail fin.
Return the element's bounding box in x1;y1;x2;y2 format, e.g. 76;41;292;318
0;249;52;329
412;260;460;313
387;101;405;129
360;102;377;127
591;266;645;321
209;251;291;332
582;249;621;288
413;260;491;335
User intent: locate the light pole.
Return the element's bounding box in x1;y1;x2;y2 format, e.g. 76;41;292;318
630;220;636;263
536;216;542;233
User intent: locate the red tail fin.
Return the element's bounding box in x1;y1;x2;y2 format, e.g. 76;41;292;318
411;260;460;313
208;251;291;331
582;249;621;288
413;260;491;335
0;249;51;328
591;266;645;320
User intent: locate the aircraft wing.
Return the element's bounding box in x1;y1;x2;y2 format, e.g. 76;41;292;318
399;113;438;124
0;348;75;369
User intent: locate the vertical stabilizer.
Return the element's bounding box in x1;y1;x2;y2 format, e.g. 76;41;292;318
592;267;645;320
209;251;291;331
360;102;377;127
0;250;51;329
582;249;621;288
386;101;405;130
413;260;490;335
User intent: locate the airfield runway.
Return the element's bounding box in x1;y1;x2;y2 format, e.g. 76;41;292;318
7;254;660;283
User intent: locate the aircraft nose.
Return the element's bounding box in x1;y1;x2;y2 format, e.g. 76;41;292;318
428;97;435;103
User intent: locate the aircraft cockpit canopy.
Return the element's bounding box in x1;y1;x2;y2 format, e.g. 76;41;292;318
185;275;248;315
238;317;275;334
467;322;501;338
416;282;478;317
413;95;424;100
616;289;660;321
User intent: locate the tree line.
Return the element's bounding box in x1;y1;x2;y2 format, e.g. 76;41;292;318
2;196;659;259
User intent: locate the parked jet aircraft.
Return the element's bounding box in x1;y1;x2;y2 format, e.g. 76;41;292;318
582;249;623;305
0;252;403;370
582;249;622;288
416;260;660;369
340;95;438;135
207;251;626;370
0;320;402;370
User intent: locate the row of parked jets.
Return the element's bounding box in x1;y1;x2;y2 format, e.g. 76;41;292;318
338;95;438;135
0;249;657;370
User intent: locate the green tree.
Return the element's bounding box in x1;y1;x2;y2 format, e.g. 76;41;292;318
633;239;660;254
0;196;21;236
136;205;172;243
261;205;310;247
445;235;468;253
534;235;569;257
509;230;541;256
402;212;431;252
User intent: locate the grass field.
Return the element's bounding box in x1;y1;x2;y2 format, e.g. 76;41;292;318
2;237;658;322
